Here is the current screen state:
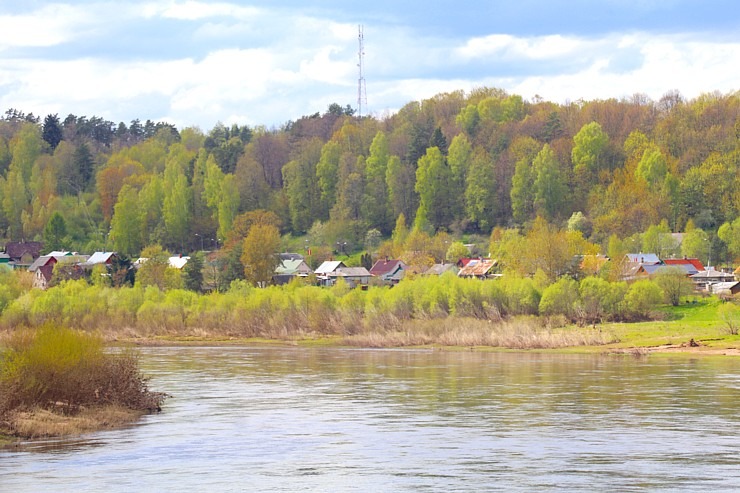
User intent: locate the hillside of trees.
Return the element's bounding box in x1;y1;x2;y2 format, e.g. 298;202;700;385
1;89;739;284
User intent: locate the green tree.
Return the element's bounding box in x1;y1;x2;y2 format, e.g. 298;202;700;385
539;277;579;318
653;266;694;306
362;132;392;232
578;277;626;323
282;139;322;232
135;245;171;290
163;174;192;252
532;144;567;220
456;104;480;134
509;137;541;223
183;251;204;292
572;122;609;175
415;146;452;230
240;224;281;287
42;114;63;150
447;134;472;221
2;168;28;239
636;147;668;188
386;155;416;222
43;212;67;252
718;217;740;263
680;227;710;264
315;140;341;214
465;147;497;231
445;241;470;262
111;185;144;257
624;280;663;319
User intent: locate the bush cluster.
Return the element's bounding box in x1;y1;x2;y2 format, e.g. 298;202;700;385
0;325;165;417
0;274;667;339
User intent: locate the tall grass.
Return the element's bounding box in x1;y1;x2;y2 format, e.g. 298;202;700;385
344;317;616;348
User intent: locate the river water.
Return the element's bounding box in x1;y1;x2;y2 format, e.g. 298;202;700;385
2;347;740;492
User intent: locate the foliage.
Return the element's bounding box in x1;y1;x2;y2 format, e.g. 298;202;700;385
0;89;738;278
0;325;164;417
624;280;664;319
240;224;281;287
653;266;694;306
718;302;740;335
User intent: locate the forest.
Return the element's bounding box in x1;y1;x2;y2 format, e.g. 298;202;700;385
0;88;739;288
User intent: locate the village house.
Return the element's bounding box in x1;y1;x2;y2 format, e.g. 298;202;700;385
424;262;459;276
710;281;740;297
80;251;118;268
315;260;346;286
273;258;313;285
369;259;408;285
4;241;43;269
662;257;705;274
690;268;736;291
328;266;372;288
28;253;90;289
457;258;499;279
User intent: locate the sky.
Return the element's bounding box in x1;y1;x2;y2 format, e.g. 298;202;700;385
0;0;738;131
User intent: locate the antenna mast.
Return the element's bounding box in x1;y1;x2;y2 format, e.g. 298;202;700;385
357;25;367;118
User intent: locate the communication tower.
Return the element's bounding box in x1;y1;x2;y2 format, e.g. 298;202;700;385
357;25;367;118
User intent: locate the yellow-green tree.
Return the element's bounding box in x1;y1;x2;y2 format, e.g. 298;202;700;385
240;224;281;287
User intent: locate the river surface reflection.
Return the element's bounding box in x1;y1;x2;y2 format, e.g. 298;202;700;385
2;347;740;492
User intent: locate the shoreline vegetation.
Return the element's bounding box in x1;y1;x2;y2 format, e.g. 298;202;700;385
0;326;166;446
1;274;738;352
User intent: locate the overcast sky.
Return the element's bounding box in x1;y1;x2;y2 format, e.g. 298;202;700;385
1;0;738;130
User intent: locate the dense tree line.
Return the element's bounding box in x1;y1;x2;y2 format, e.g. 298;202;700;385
1;88;739;276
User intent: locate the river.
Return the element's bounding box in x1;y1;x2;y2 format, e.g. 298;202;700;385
2;347;740;491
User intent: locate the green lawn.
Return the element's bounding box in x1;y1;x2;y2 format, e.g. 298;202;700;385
599;297;740;350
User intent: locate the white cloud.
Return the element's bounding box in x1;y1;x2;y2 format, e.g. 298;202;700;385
141;1;261;20
0;2;737;129
0;4;94;50
456;33;582;61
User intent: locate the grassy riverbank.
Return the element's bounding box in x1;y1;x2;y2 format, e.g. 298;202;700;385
89;297;740;356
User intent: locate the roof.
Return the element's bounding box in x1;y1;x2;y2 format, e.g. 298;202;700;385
424;263;459;276
626;253;661;265
168;256;190;269
663;258;704;273
711;281;740;294
332;266;372;278
369;259;407;276
28;255;57;272
315;260;345;275
690;269;736;280
5;241;42;261
647;264;695;276
47;250;74;257
275;259;312;275
37;264;54;283
458;258;497;277
84;252;117;265
279;252;304;261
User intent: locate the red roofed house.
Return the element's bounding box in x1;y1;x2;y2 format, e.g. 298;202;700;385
662;258;704;275
369;259;408;284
